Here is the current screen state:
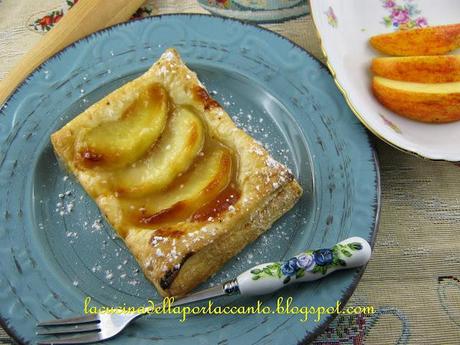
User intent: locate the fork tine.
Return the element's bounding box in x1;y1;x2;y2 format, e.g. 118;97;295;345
36;323;100;335
37;314;99;327
37;333;103;345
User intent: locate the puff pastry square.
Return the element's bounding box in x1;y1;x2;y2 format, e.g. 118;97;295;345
51;49;302;297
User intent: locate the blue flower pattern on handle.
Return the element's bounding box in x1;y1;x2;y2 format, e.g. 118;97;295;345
250;242;363;283
297;254;314;269
313;249;334;266
281;258;299;276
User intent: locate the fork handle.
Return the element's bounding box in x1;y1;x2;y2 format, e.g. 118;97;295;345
236;237;371;296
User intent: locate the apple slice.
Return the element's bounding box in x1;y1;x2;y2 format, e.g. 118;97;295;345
127;148;233;227
370;23;460;56
371;56;460;83
372;76;460;123
76;85;168;168
113;107;205;196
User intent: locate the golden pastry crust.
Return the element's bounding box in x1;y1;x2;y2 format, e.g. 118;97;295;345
51;49;302;297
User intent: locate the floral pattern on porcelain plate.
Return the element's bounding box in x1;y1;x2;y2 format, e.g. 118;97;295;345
381;0;428;30
250;241;363;284
380;114;403;134
325;6;337;28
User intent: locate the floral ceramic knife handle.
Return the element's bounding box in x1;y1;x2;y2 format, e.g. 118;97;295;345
235;237;371;296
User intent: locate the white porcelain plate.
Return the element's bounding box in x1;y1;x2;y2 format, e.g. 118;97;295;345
310;0;460;161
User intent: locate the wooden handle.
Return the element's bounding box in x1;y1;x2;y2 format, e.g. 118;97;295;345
0;0;146;106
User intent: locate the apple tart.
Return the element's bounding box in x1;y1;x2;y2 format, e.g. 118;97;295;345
51;49;302;297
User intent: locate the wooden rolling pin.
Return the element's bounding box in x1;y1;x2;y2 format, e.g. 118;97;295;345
0;0;146;106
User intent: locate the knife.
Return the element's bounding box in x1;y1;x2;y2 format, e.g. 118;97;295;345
173;236;371;306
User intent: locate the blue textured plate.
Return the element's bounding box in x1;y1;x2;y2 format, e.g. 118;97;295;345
0;14;379;345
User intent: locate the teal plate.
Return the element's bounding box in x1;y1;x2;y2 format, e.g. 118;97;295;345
0;14;379;345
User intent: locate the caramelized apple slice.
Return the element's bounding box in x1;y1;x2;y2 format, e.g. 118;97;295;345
76;85;168;168
113;107;205;196
130;148;233;227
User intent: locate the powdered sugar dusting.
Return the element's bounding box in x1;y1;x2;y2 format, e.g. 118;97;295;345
162;49;175;61
47;66;302;297
206;88;293;168
52;176;144;295
190;81;303;290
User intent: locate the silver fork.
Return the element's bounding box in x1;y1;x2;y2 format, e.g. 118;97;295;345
36;237;371;344
36;313;144;344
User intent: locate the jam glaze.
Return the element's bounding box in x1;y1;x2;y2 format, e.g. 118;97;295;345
96;87;241;239
111;106;205;197
127;138;238;231
76;84;169;169
194;86;221;111
80;150;104;163
192;185;240;222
